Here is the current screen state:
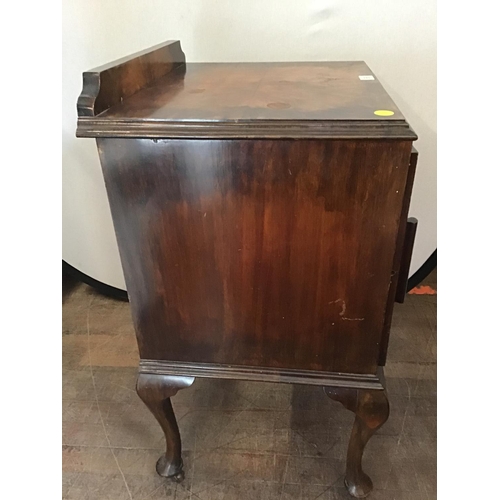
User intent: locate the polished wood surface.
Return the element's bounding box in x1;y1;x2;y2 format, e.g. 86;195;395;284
136;374;194;480
378;147;418;365
76;42;416;140
98;138;412;375
139;359;384;389
325;384;390;498
99;61;404;121
77;40;185;117
77;40;419;497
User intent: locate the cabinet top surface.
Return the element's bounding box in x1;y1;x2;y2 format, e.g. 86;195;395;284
100;61;405;122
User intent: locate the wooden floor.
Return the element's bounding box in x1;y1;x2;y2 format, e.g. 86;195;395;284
62;269;436;500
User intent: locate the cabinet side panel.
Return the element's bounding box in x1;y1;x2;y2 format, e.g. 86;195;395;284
98;138;411;374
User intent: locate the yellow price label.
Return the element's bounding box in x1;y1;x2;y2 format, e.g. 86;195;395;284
374;110;395;117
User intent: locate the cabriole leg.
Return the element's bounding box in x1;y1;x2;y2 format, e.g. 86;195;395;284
324;386;389;498
136;373;195;481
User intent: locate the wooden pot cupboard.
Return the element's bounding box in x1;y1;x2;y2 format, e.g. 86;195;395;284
77;40;418;498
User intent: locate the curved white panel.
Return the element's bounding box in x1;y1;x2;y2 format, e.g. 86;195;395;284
63;0;436;290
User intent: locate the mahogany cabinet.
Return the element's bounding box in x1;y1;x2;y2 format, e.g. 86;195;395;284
77;40;418;498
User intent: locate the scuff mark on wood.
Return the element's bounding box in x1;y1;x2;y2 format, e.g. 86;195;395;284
335;298;346;316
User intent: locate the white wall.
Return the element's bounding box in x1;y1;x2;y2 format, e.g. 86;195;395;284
63;0;436;289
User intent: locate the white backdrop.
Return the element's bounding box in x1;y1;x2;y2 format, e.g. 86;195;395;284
62;0;436;290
